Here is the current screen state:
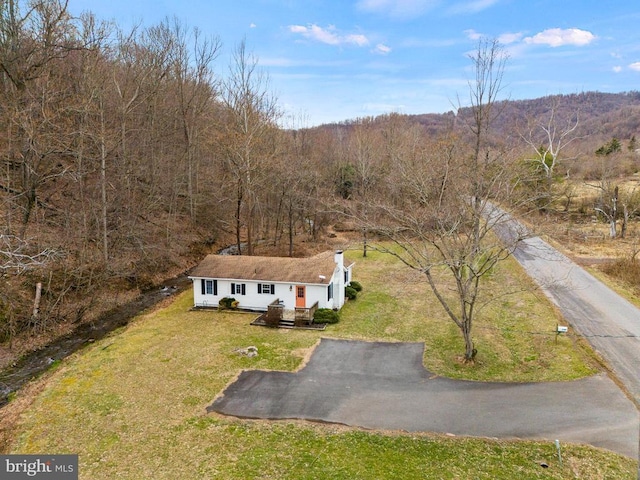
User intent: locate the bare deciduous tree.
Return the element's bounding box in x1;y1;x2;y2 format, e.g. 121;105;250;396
0;0;79;236
587;172;640;239
164;18;221;222
362;39;527;362
220;40;281;255
0;234;58;275
0;233;59;345
347;117;385;256
520;97;582;210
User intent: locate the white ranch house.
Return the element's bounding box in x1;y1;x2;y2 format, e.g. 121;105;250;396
189;250;354;312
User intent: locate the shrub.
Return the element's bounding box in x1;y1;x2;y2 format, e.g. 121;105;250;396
219;297;239;309
345;285;358;300
349;280;363;292
601;258;640;290
313;308;340;324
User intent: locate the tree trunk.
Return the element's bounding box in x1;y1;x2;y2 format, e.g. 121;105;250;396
20;186;36;238
32;282;42;320
462;323;476;362
362;229;368;257
288;198;294;257
621;204;628;239
247;203;254;256
273;193;283;247
235;182;243;255
100;103;109;265
610;186;618;239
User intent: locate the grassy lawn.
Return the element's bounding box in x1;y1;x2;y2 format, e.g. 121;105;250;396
336;249;599;381
6;249;636;479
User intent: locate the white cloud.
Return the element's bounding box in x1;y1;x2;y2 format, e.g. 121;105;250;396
523;28;596;47
373;43;392;55
356;0;440;19
466;28;520;45
288;24;370;47
448;0;500;15
629;62;640;72
464;29;483;41
346;34;370;47
613;66;622;73
288;24;339;45
249;23;256;28
498;32;523;45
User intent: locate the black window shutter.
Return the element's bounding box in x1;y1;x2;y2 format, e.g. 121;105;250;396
258;284;262;294
213;280;218;296
241;283;246;295
271;284;275;294
231;283;235;295
201;279;205;295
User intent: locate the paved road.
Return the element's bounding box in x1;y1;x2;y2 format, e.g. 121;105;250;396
211;338;639;458
496;216;640;406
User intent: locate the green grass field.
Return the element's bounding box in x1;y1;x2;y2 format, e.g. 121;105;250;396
7;249;637;479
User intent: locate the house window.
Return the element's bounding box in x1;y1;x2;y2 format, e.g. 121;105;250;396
327;283;333;301
201;279;217;295
231;283;246;295
258;283;275;294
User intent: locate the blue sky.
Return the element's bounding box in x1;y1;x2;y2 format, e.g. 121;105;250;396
67;0;640;126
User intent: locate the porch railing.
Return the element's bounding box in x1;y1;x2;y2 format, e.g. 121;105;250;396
265;299;284;327
295;301;318;327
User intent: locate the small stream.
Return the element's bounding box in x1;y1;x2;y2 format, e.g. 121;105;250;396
0;273;192;407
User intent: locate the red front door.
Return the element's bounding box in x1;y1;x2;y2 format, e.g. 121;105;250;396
295;286;306;308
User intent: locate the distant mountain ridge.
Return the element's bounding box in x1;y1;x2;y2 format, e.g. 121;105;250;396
414;91;640;146
323;91;640;149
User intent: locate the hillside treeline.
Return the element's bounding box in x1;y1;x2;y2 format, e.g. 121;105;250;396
2;1;640;354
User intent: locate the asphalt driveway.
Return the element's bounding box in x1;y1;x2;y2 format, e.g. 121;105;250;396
209;338;639;458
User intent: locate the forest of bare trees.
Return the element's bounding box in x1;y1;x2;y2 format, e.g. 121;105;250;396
2;1;640;359
0;1;299;343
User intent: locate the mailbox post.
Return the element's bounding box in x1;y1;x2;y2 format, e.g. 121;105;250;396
555;325;568;343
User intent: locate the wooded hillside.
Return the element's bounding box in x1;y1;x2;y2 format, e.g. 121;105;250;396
2;1;639;357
